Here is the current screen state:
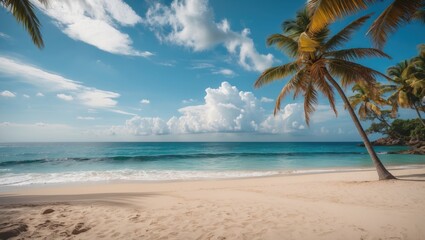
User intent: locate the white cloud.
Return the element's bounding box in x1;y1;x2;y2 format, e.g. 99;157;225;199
77;116;96;120
113;82;332;136
190;62;215;69
0;90;16;97
259;103;307;134
260;97;273;103
77;88;118;108
108;109;137;116
36;92;45;97
213;68;235;77
0;32;10;39
23;94;30;98
0;56;122;110
145;0;274;71
140;99;150;104
32;0;152;57
57;93;74;101
125;117;169;135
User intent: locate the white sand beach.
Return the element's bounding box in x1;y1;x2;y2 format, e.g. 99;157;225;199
1;167;425;239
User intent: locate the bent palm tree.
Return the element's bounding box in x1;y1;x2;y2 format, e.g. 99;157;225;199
1;0;47;48
255;9;396;180
387;60;425;127
307;0;424;49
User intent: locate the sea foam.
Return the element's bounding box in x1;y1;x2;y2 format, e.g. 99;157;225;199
0;169;280;186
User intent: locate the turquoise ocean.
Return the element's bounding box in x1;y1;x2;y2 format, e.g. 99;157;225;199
0;142;424;187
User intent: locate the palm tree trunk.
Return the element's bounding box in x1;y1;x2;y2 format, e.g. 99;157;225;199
413;105;425;127
325;72;396;180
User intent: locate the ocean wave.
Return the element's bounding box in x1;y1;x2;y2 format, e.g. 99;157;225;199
0;169;280;186
0;151;368;167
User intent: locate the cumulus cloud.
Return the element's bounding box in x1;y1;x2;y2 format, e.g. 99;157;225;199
0;56;127;112
57;93;74;101
32;0;152;57
0;90;16;97
140;99;150;104
111;82;346;137
23;94;30;98
145;0;274;71
36;92;44;97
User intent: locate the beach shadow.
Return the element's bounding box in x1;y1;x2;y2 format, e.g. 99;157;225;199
395;173;425;182
0;192;160;207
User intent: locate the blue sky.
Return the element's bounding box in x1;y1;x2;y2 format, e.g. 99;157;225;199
0;0;423;142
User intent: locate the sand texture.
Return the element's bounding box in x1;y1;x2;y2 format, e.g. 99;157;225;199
1;168;425;239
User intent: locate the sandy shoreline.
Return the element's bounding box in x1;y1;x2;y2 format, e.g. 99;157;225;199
1;168;425;239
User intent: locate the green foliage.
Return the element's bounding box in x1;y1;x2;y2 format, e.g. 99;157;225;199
366;122;388;135
389;119;425;140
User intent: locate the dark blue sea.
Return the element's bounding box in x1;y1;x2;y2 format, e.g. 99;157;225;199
0;142;423;186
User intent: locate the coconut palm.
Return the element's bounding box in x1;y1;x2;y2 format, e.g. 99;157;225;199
307;0;424;49
409;44;425;98
349;82;387;120
387;60;425;127
255;9;396;180
349;82;405;139
1;0;47;48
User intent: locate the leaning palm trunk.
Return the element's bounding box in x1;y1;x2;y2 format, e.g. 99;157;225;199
325;72;396;180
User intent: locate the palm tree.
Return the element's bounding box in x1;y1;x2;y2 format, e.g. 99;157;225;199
1;0;47;48
349;82;386;120
255;9;396;180
307;0;424;49
387;60;425;127
410;44;425;98
349;82;403;139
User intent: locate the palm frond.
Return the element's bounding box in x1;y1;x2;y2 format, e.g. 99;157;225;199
311;60;338;115
274;69;306;115
324;48;391;61
367;0;422;49
282;8;311;38
303;81;318;126
307;0;375;33
366;102;382;116
3;0;47;48
413;7;425;23
266;34;298;58
349;95;364;109
323;14;372;51
358;103;368;119
327;58;390;87
254;62;298;88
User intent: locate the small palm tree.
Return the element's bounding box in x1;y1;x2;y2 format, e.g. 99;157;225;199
1;0;47;48
409;44;425;98
349;82;386;120
255;9;396;180
387;60;425;127
349;82;404;138
307;0;424;49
